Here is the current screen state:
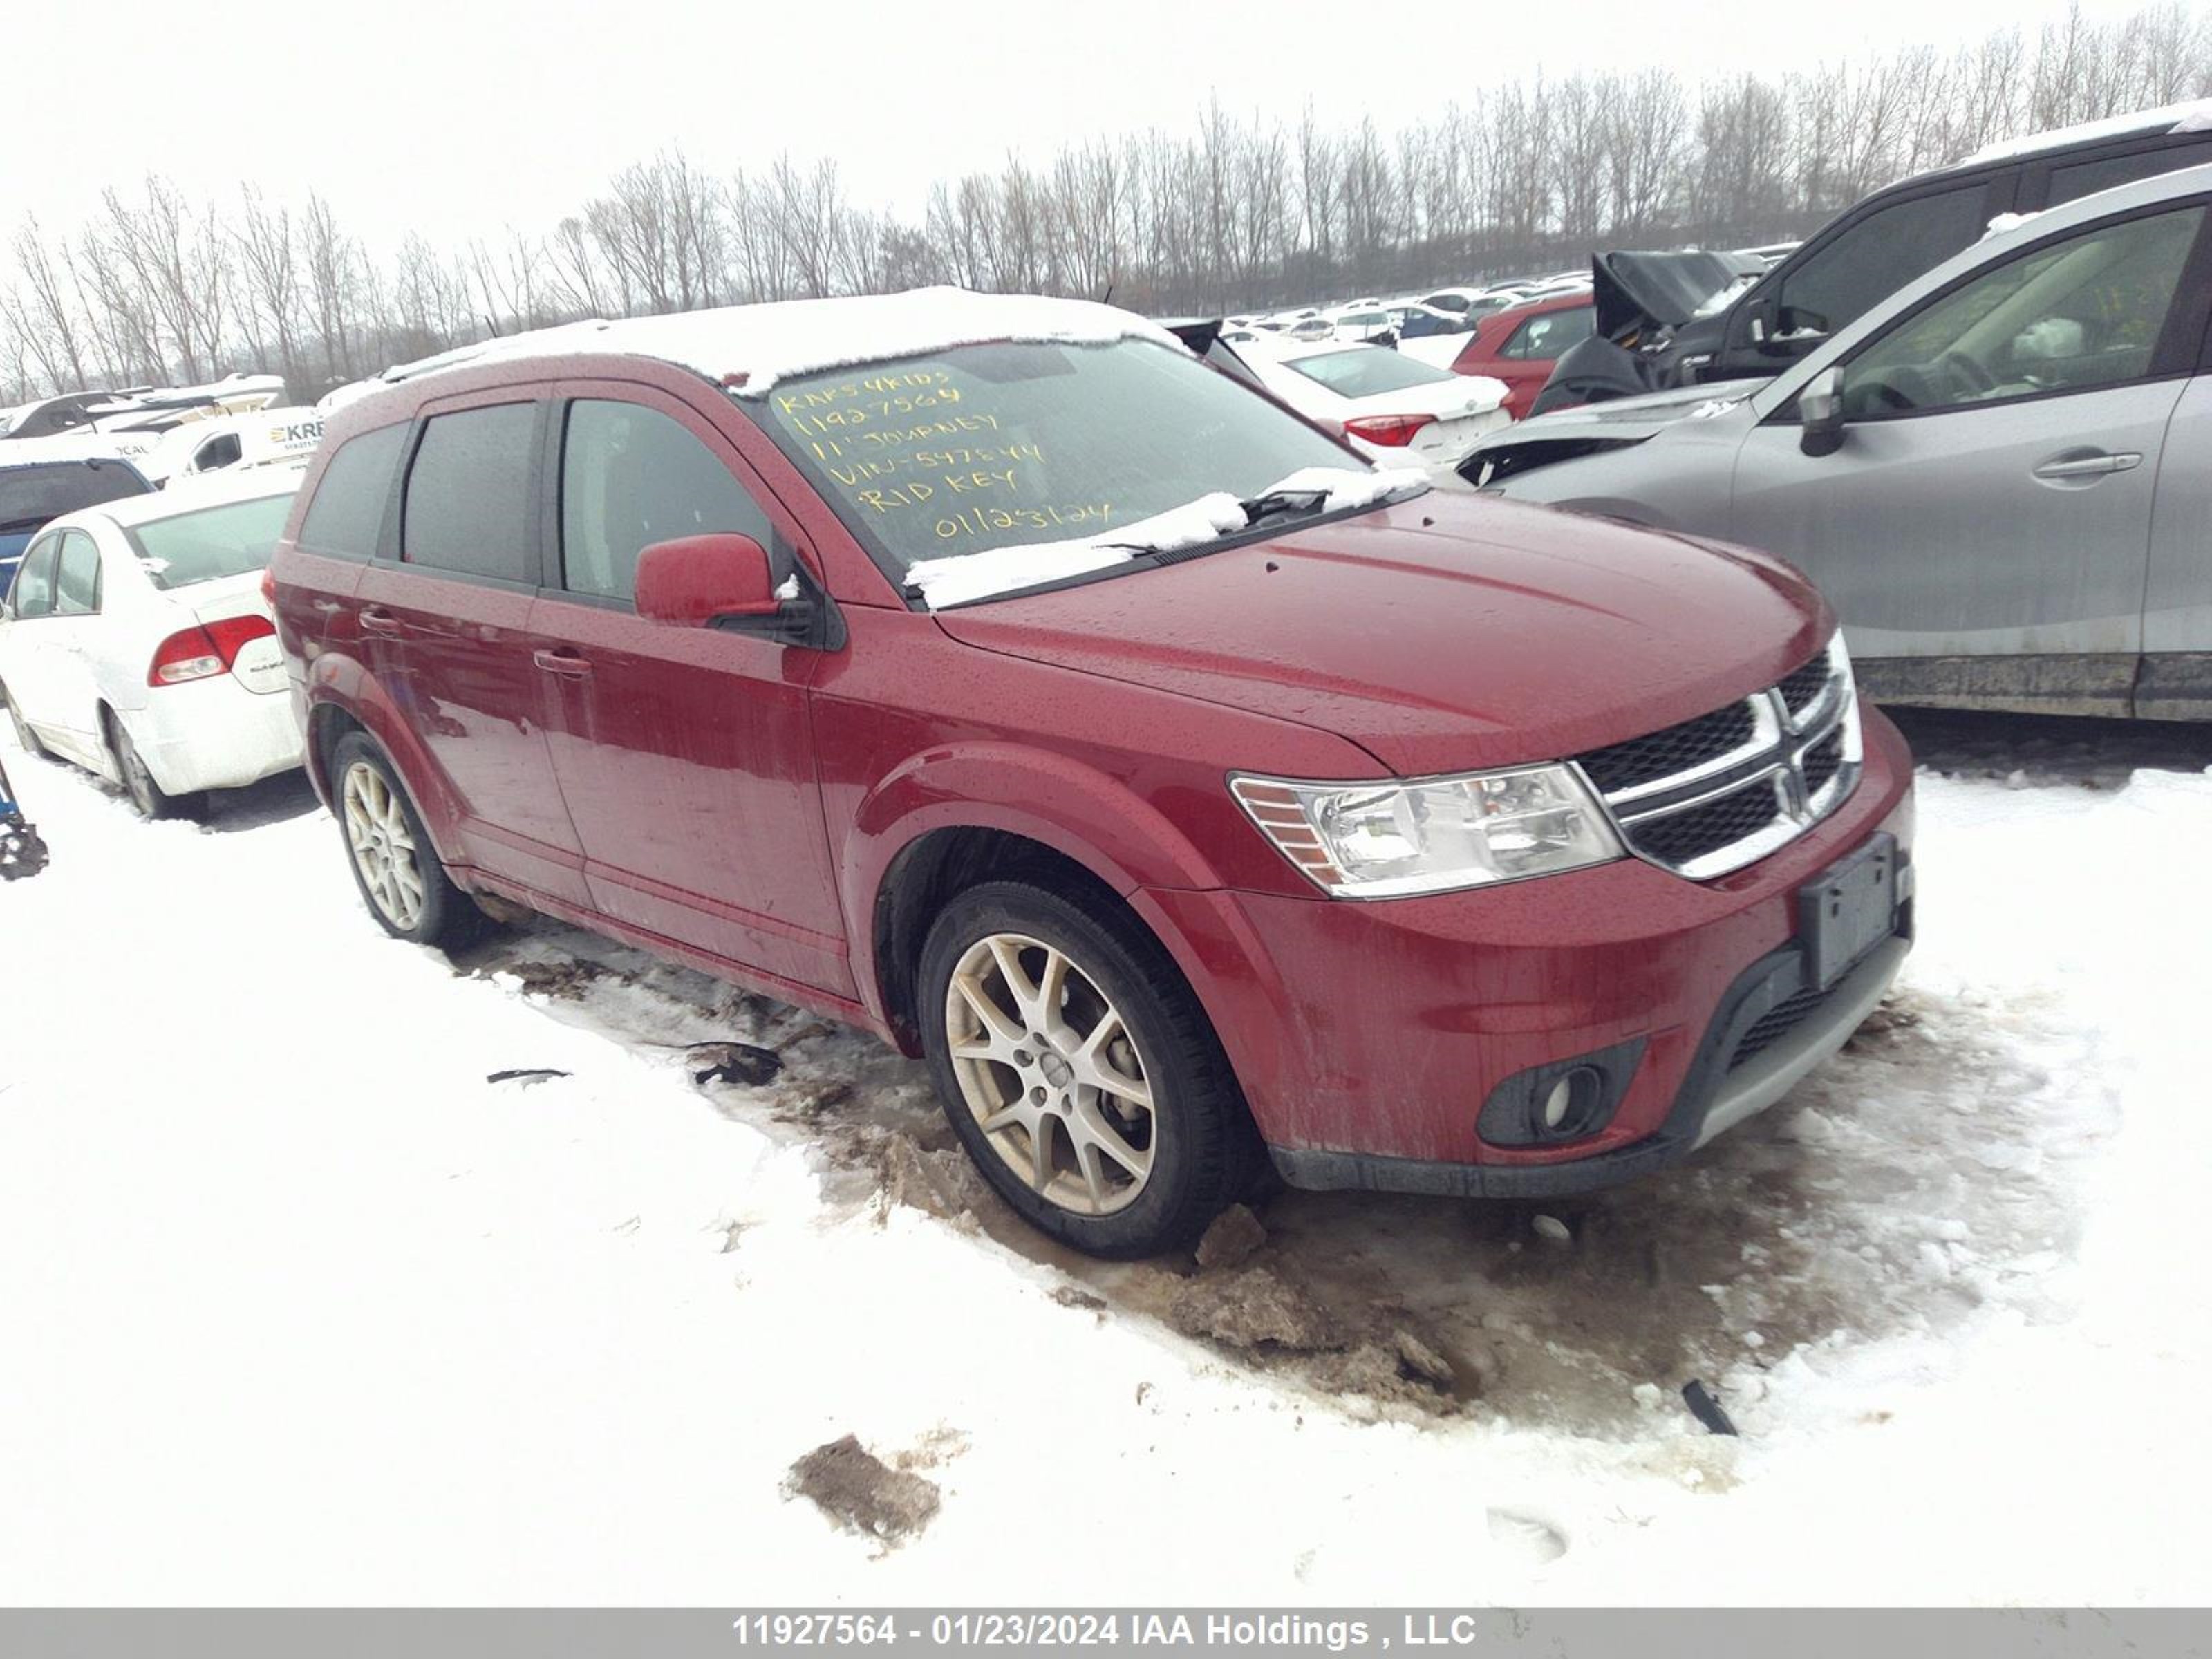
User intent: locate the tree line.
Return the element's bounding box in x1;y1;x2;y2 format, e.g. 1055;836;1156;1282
4;1;2209;404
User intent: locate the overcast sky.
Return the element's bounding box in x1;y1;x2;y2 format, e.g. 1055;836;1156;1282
20;0;2165;252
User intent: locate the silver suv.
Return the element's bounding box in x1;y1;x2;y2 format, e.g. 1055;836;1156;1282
1468;162;2212;722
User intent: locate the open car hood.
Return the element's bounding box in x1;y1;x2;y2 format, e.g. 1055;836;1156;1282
1592;250;1767;339
1476;376;1770;449
1459;375;1769;485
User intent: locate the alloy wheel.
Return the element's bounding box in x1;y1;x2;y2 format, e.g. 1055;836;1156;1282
341;760;427;931
942;932;1157;1216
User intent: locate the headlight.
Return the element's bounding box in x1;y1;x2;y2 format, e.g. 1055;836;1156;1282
1230;764;1623;899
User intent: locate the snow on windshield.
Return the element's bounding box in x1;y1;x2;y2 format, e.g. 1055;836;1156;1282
755;338;1364;591
904;467;1427;608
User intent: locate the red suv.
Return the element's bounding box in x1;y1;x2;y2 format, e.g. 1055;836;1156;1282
1448;292;1598;420
270;291;1914;1259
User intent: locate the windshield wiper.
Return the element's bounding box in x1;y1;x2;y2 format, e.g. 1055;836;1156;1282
1235;487;1331;527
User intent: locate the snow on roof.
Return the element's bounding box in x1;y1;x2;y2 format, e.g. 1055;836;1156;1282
0;433;142;469
1953;98;2212;168
373;288;1185;400
98;465;299;526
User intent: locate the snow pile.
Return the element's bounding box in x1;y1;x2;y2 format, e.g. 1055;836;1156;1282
2;724;2209;1604
1981;209;2046;242
368;288;1183;400
905;467;1425;608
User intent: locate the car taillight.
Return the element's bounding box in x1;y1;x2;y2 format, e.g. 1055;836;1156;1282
148;615;275;687
1343;413;1436;447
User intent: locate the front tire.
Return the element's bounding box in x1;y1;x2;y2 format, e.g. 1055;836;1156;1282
918;879;1260;1259
332;731;487;948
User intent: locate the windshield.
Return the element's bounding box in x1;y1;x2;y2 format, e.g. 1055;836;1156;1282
126;491;296;590
0;460;150;533
750;338;1357;585
1282;349;1453;397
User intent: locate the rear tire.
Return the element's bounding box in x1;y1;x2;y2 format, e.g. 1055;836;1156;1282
108;714;202;820
3;682;47;760
331;731;489;948
918;879;1262;1259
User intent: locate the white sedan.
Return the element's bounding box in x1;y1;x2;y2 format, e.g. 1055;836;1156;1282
0;471;303;817
1235;338;1509;481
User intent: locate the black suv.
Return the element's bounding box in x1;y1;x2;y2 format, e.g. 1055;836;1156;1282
1602;103;2212;395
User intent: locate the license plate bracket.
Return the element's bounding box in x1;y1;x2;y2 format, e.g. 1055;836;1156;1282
1798;832;1900;991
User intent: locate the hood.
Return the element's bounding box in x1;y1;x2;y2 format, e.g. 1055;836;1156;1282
1469;376;1770;465
932;491;1828;777
1593;249;1768;337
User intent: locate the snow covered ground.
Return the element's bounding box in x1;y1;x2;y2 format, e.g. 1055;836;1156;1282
1;713;2208;1605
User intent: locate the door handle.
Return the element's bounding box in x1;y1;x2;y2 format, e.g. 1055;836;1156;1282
2032;451;2142;480
532;648;593;679
359;607;406;637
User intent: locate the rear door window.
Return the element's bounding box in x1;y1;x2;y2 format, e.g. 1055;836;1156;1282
53;531;101;615
298;423;407;560
2044;136;2212;209
1776;185;1991;340
1499;306;1596;360
401;402;539;583
559;400;770;603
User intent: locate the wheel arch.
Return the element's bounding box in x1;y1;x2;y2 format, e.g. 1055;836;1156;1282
848;744;1230;1057
299;657;467;866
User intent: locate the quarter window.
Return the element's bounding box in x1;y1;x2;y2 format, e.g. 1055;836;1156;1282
1843;204;2206;418
402;403;538;583
298;422;407;561
559;400;769;602
8;537;59;619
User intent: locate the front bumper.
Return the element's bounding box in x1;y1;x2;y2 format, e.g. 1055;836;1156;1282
1138;707;1915;1193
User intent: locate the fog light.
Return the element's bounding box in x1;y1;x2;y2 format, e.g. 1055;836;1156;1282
1476;1046;1642;1149
1541;1076;1575;1130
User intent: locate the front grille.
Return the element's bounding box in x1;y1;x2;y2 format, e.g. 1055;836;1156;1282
1572;644;1860;880
1801;727;1845;796
1578;702;1756;795
1729;982;1837;1070
1629;780;1788;868
1776;649;1831;718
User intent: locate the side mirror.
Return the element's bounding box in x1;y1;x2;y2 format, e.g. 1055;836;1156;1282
635;532;779;626
1798;366;1847;458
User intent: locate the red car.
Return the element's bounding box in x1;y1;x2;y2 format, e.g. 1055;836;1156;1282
271;292;1913;1259
1449;291;1598;420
